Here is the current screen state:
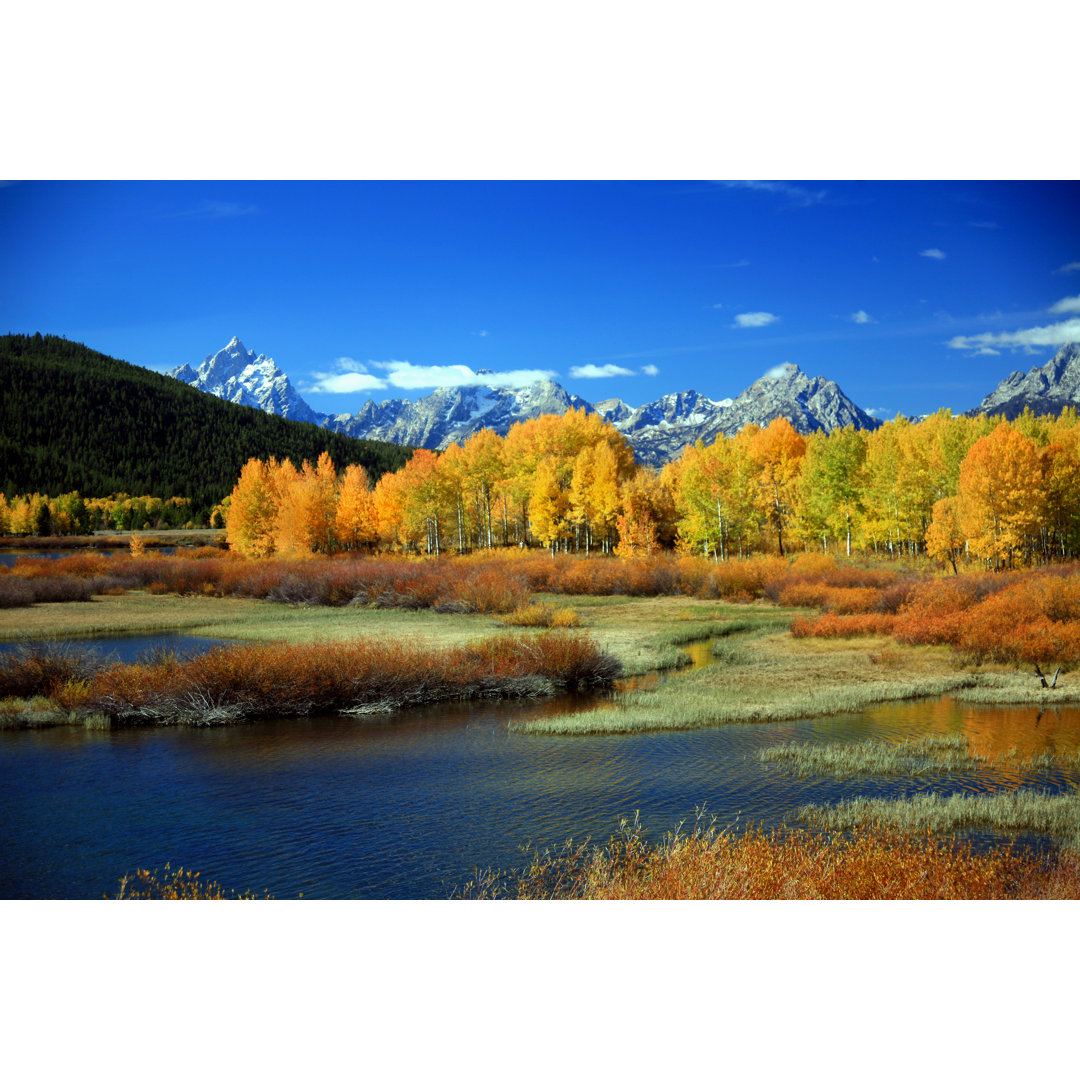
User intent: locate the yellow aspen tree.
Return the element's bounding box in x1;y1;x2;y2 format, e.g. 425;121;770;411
925;495;966;574
747;417;806;556
956;424;1046;568
461;427;506;549
529;456;571;555
301;452;339;554
269;458;310;558
335;463;377;551
226;457;279;557
615;470;661;559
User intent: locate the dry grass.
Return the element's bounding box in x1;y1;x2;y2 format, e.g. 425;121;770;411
461;814;1080;899
112;863;273;899
58;630;621;724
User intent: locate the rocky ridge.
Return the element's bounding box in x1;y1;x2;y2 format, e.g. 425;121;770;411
970;343;1080;420
169;340;884;466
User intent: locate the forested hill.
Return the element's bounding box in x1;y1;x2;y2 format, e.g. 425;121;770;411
0;334;413;512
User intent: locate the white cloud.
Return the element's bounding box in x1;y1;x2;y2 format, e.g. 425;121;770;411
306;357;388;394
641;364;659;376
374;360;557;389
716;259;750;268
733;311;779;328
850;310;874;324
1049;295;1080;315
333;357;370;373
763;364;793;379
947;318;1080;352
968;221;1000;229
711;303;725;309
1054;262;1080;275
569;363;635;378
472;330;489;337
717;181;826;208
865;408;892;418
920;248;947;260
308;372;388;393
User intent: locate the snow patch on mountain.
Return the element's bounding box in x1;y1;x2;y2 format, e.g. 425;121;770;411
170;337;321;424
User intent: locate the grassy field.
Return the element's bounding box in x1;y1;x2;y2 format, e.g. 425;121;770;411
4;588;1074;733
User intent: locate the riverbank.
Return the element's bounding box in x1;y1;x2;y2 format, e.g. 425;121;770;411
2;589;1072;730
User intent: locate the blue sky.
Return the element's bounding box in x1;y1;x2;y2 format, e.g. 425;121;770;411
2;179;1078;420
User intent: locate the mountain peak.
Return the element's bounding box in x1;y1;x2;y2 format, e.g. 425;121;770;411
974;342;1080;419
762;363;801;380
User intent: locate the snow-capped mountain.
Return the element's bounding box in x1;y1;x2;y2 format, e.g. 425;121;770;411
716;363;880;439
971;343;1080;420
600;366;879;467
170;337;322;425
326;379;594;450
609;390;735;468
169;339;881;465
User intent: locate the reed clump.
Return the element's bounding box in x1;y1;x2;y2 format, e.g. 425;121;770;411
54;631;620;725
498;602;581;628
461;815;1080;899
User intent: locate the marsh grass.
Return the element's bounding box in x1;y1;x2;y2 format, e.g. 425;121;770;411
459;813;1080;899
513;673;975;735
795;790;1080;849
754;733;1078;778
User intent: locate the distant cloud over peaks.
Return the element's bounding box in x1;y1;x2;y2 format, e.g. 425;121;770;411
641;364;659;376
570;363;635;378
1049;295;1080;315
307;356;558;394
733;311;779;328
376;360;557;390
307;357;387;394
948;318;1080;353
850;310;875;324
920;248;947;260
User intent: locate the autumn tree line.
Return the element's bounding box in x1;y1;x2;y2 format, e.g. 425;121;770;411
221;404;1080;570
0;491;200;537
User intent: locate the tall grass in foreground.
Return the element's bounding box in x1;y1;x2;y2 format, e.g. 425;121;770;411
795;791;1080;850
459;815;1080;899
4;632;620;725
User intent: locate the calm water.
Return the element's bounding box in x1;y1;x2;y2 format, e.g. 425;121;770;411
0;546;178;567
0;635;233;665
2;654;1078;899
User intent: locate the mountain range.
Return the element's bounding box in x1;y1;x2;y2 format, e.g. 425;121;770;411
172;339;887;467
172;338;1080;466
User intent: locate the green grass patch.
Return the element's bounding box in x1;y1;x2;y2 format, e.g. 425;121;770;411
755;733;1080;778
512;671;975;735
795;790;1080;849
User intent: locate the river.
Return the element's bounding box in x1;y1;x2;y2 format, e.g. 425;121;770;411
2;633;1078;898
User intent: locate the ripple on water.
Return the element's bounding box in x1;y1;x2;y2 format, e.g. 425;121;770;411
1;640;1078;898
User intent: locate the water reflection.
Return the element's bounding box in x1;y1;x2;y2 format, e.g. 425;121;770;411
0;634;232;665
1;632;1079;899
2;687;1078;900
